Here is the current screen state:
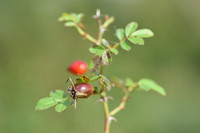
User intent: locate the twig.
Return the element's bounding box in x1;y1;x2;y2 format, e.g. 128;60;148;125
95;10;115;45
98;65;110;133
110;84;138;116
74;25;97;44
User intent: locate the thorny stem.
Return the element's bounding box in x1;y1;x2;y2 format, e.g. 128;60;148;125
97;16;103;45
73;12;136;133
101;91;110;133
110;84;138;116
99;65;110;133
103;16;114;28
96;15;115;45
74;24;97;44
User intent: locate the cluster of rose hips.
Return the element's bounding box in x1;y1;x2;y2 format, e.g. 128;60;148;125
67;60;93;108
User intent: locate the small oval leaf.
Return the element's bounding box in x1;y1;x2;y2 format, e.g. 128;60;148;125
132;29;154;38
128;36;144;45
116;29;125;40
55;100;69;113
125;22;138;37
64;22;75;27
35;97;57;110
110;48;119;55
120;41;131;51
50;90;67;102
101;39;110;48
138;79;166;96
125;78;135;88
89;46;105;56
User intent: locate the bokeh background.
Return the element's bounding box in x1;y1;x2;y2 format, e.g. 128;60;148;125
1;0;200;133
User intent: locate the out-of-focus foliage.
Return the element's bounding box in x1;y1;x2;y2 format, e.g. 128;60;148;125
0;0;200;133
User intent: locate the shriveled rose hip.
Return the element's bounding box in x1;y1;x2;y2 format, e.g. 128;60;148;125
75;83;93;98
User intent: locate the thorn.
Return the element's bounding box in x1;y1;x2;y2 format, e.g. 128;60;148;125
96;98;104;103
97;96;113;103
105;96;113;101
92;9;101;19
101;28;107;34
96;9;100;17
108;116;117;124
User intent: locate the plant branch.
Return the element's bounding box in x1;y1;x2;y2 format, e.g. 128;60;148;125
103;16;114;28
97;16;103;45
101;91;110;133
74;24;97;44
96;15;115;45
89;76;101;83
110;84;138;116
98;65;110;133
113;36;129;49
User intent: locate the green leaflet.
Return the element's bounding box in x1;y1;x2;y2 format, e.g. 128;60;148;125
89;46;105;56
128;36;144;45
35;97;57;110
125;22;138;36
64;22;75;27
132;29;154;38
138;79;166;96
110;48;119;55
49;90;67;102
116;28;124;40
55;101;69;113
116;29;131;51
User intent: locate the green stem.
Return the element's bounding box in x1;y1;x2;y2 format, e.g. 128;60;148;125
89;76;101;83
102;16;114;28
97;18;103;45
97;16;115;45
99;65;110;133
109;92;129;116
113;36;129;49
101;91;110;133
75;25;97;44
110;84;138;116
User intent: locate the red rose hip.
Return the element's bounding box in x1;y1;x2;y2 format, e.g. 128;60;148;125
75;83;93;98
68;60;88;75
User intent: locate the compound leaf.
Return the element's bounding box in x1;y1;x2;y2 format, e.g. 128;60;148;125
55;100;69;113
138;79;166;96
89;46;105;56
50;90;67;102
35;97;57;110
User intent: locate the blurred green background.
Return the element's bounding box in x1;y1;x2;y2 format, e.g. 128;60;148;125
1;0;200;133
